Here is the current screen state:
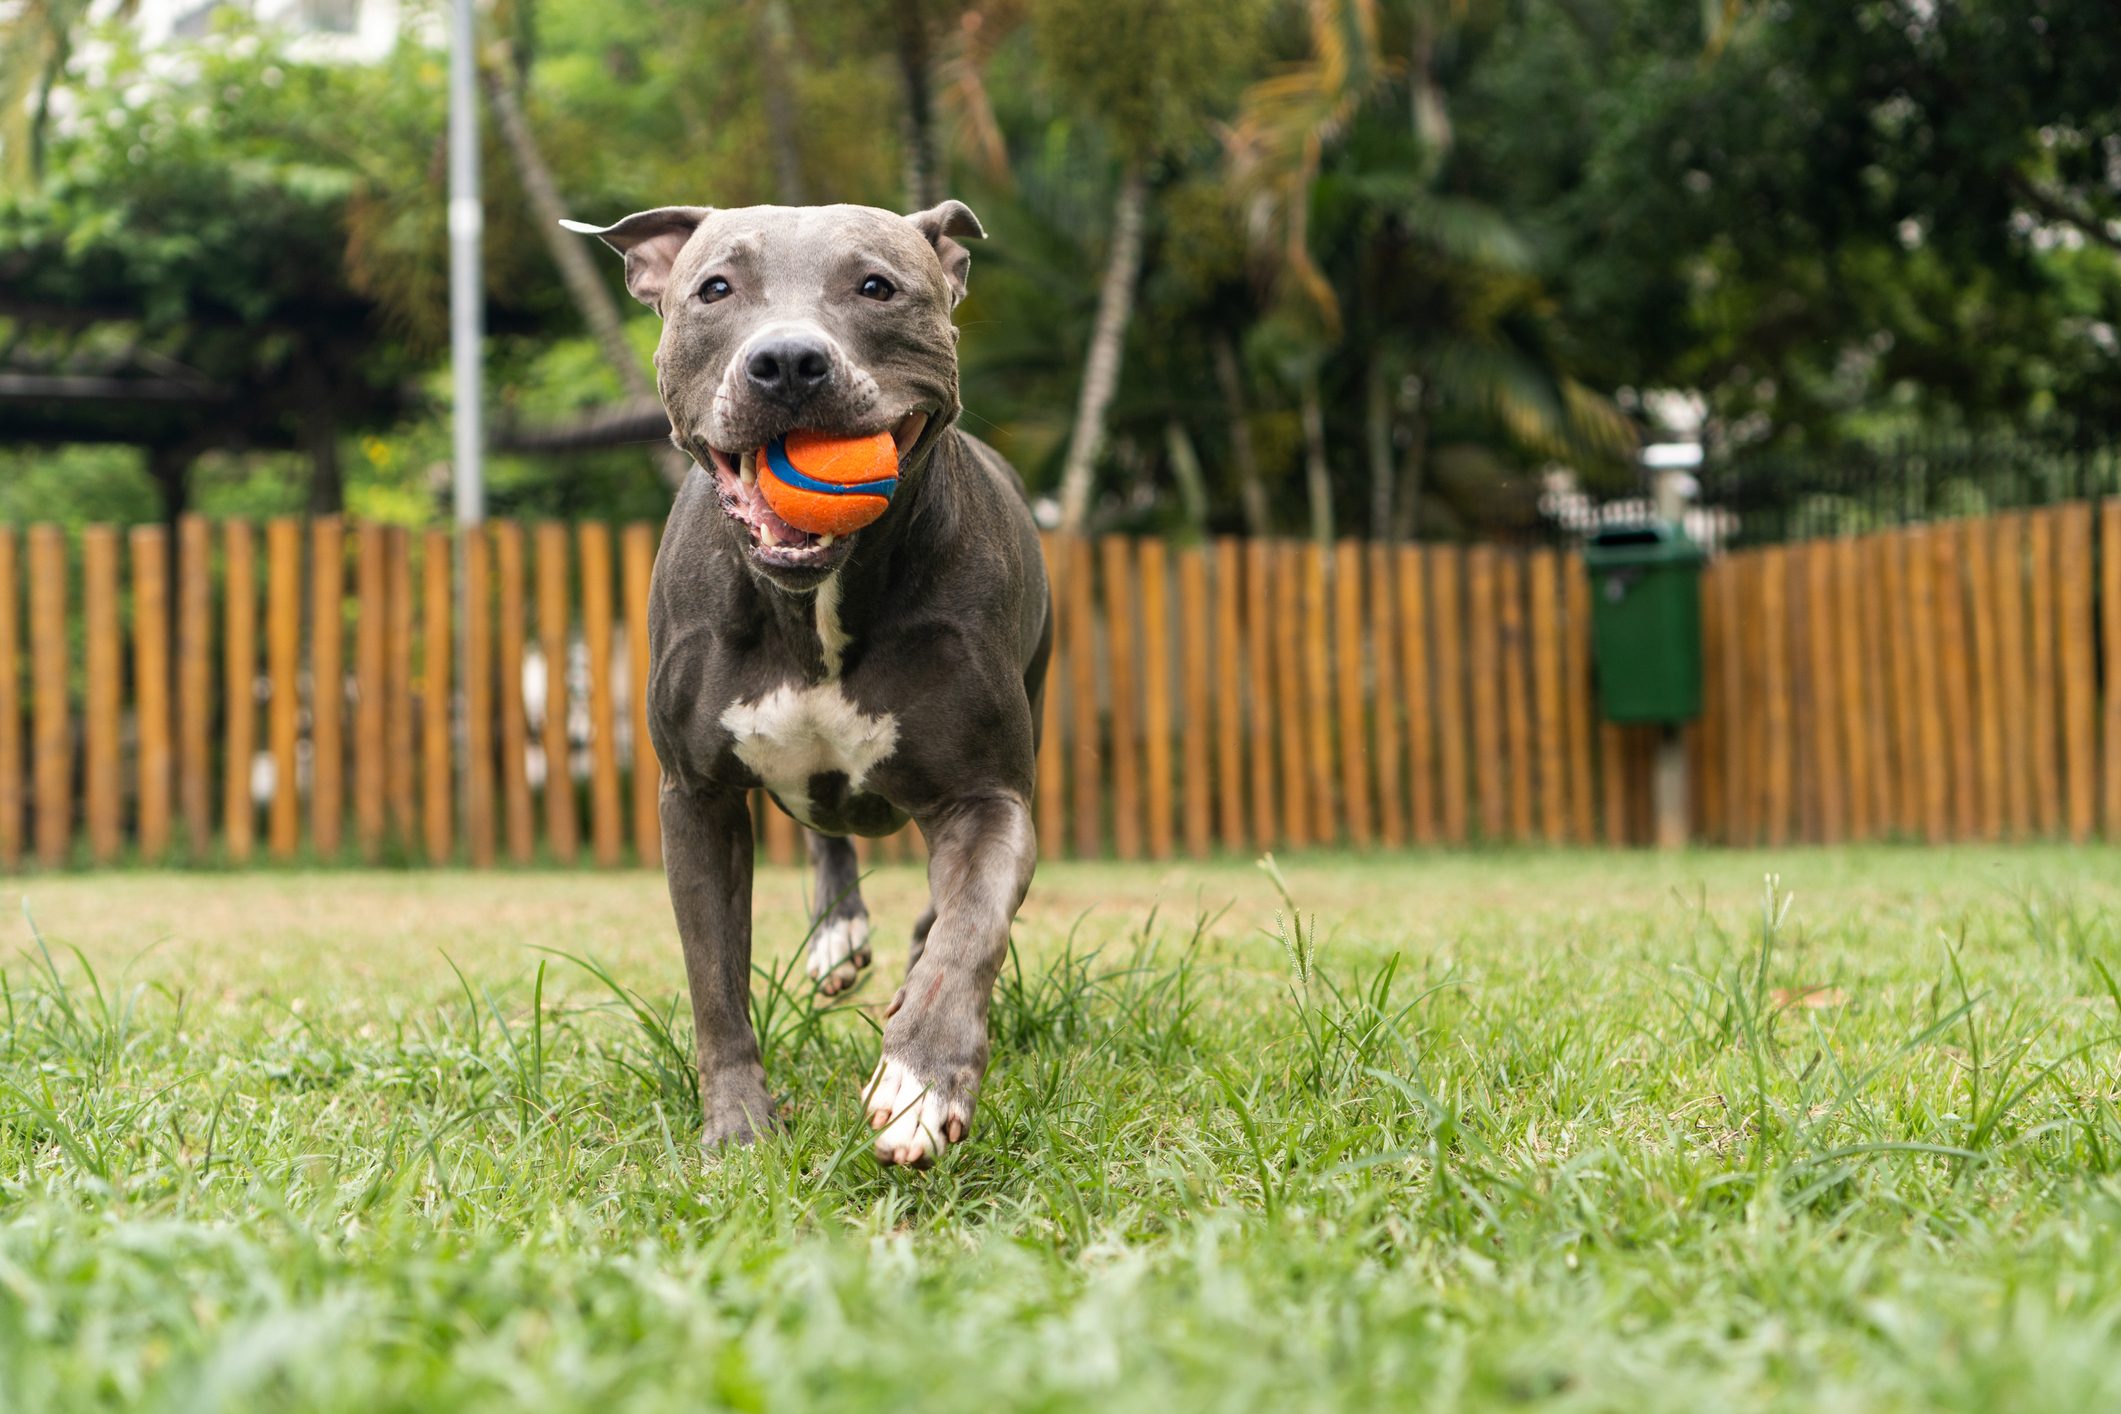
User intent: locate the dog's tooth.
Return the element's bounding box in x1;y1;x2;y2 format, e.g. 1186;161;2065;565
817;534;835;548
740;449;757;488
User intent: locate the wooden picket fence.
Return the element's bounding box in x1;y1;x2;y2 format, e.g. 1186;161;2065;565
1;503;2119;873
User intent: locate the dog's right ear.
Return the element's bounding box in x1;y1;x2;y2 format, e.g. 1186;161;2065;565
560;206;713;311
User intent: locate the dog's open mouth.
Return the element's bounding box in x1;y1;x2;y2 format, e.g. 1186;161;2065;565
703;411;929;570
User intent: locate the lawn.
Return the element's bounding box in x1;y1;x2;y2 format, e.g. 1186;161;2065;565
5;847;2121;1410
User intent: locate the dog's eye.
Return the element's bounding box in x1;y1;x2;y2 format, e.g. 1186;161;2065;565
699;276;732;304
859;275;896;302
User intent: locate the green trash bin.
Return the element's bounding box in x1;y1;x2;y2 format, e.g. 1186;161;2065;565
1583;521;1705;723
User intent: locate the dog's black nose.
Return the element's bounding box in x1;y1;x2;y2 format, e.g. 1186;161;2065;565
745;336;833;406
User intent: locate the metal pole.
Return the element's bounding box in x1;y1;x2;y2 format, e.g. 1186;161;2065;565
448;0;484;528
448;0;483;859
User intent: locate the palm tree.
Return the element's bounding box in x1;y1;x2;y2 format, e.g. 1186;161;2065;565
1227;0;1635;541
1;0;135;185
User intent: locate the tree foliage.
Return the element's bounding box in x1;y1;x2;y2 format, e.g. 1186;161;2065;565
3;0;2117;531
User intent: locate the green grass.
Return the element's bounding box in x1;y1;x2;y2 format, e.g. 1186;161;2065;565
6;848;2121;1410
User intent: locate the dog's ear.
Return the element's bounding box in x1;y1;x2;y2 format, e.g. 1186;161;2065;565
905;200;985;307
560;206;713;311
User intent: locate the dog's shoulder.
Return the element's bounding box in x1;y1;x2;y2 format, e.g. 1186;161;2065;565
950;429;1034;506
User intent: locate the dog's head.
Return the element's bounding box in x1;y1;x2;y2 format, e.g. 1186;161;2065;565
565;201;983;588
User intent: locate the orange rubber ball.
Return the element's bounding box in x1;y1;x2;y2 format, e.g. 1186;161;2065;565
758;429;900;537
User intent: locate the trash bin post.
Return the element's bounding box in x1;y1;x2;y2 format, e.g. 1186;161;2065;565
1583;512;1706;849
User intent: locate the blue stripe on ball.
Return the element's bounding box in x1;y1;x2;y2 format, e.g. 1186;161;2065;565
765;439;898;499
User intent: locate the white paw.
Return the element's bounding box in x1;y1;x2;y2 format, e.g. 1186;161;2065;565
807;914;871;996
864;1055;967;1168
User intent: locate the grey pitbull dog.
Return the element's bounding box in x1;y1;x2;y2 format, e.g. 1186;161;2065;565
565;200;1049;1168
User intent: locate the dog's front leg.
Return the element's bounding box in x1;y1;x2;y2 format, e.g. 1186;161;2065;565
867;792;1036;1167
660;783;775;1148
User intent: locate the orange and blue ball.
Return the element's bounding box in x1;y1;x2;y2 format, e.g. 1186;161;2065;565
758;429;899;536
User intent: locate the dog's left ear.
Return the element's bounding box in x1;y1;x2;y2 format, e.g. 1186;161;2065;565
906;200;985;307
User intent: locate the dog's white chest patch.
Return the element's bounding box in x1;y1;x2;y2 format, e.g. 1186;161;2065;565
720;681;897;825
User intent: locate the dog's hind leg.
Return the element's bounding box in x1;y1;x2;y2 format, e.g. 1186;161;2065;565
804;829;872;997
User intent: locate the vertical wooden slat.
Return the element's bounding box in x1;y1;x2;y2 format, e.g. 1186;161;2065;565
1245;539;1278;849
1719;555;1751;841
1529;550;1565;843
222;520;257;864
131;526;171;863
30;527;70;868
2058;503;2098;843
1803;541;1844;843
1431;546;1469;844
265;518;301;860
1399;546;1437;846
494;522;535;864
1498;553;1533;842
579;523;623;866
623;522;660;868
1026;536;1060;856
1878;533;1916;837
1992;515;2033;839
310;518;344;858
464;528;496;868
354;525;388;859
1599;720;1629;847
1737;552;1771;844
1629;724;1658;845
1213;537;1248;853
2105;500;2121;838
1696;556;1727;843
536;522;578;862
1858;531;1896;838
1931;526;1978;841
0;529;18;869
1465;547;1504;841
1904;529;1949;842
1102;538;1142;860
1685;711;1708;840
2028;511;2062;836
1332;541;1372;848
1035;535;1067;859
762;796;799;867
1274;543;1310;849
1176;544;1212;858
1138;538;1174;860
1067;535;1101;858
1833;539;1874;842
1760;546;1793;846
385;528;417;847
1792;554;1823;842
177;516;213;857
1302;543;1335;844
1722;553;1754;844
82;527;121;865
1563;554;1598;845
1367;544;1404;849
421;529;453;864
1964;520;2006;841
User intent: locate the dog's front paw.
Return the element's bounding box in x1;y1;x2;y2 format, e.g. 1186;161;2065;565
864;1054;976;1168
702;1070;779;1151
807;914;872;998
702;1110;773;1152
